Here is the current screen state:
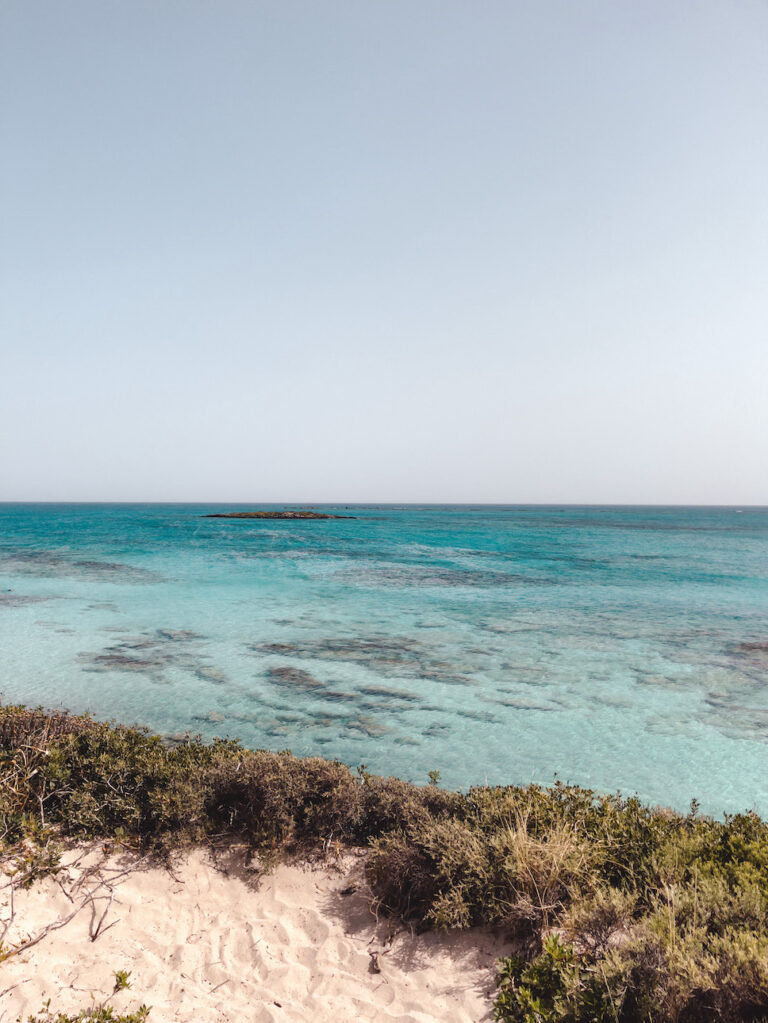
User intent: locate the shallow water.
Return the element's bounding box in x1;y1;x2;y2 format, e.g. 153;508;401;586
0;503;766;815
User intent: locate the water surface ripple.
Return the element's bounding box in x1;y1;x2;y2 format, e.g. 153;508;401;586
1;504;766;815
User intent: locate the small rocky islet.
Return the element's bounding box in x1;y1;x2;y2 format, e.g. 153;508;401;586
204;510;356;520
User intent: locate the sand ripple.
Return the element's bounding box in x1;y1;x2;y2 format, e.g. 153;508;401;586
1;846;508;1022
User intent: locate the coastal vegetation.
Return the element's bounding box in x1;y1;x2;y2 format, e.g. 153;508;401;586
21;970;150;1022
2;704;768;1021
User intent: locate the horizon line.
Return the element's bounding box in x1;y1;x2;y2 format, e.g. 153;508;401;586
1;501;766;509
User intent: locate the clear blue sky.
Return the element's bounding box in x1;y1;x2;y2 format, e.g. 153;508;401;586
2;1;766;503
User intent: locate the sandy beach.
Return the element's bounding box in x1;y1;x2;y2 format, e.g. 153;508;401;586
1;844;509;1023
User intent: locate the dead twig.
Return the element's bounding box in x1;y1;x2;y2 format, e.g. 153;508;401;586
368;948;391;974
0;854;139;962
89;888;115;941
0;900;85;961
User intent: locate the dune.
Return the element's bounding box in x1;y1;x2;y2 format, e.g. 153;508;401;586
1;844;510;1023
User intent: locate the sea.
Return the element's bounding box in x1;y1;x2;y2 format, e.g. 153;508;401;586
0;503;766;816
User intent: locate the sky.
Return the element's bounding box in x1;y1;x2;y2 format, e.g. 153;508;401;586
1;1;767;503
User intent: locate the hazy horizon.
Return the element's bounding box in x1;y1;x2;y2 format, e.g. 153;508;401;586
2;1;767;504
1;501;767;510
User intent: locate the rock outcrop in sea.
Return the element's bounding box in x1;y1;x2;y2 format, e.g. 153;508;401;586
204;511;355;520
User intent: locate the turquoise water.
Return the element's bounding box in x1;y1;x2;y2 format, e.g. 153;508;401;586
1;503;766;815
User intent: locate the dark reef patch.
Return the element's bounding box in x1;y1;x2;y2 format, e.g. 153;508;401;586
0;549;159;583
73;559;157;580
454;708;501;724
335;563;531;588
265;666;326;691
489;696;559;712
192;710;226;724
255;642;298;655
0;593;51;607
250;635;476;689
357;685;421;703
318;690;358;703
156;628;202;642
85;652;166;674
635;673;684;689
194;666;228;685
703;691;768;742
304;709;351;726
729;641;768;675
346;714;392;737
78;629;226;688
423;722;452;736
416;666;475;687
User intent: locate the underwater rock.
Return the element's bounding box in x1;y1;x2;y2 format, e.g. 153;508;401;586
697;684;768;742
634;672;695;691
490;697;559;712
0;593;50;607
308;713;348;728
265;722;294;736
254;642;298;655
357;685;421;703
335;563;528;588
74;560;157;580
157;628;202;642
346;715;392;737
78;628;220;686
86;653;164;672
455;708;501;724
249;635;475;691
424;722;452;736
192;710;226;723
417;669;475;687
731;642;768;672
194;666;228;685
162;731;195;746
318;690;358;703
1;550;159;583
114;637;159;650
266;666;326;690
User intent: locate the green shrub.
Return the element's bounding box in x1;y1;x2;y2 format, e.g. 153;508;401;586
206;749;363;851
4;703;768;1023
495;936;615;1023
366;808;595;939
357;774;464;839
23;1009;150;1023
36;725;236;847
20;970;150;1022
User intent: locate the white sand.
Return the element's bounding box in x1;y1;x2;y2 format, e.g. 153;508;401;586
1;845;510;1022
